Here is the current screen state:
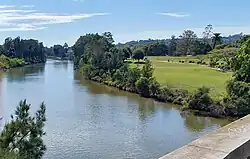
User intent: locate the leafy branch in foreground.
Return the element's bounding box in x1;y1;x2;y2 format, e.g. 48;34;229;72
0;100;47;159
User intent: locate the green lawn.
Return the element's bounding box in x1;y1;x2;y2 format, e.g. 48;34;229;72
131;56;232;99
148;55;211;64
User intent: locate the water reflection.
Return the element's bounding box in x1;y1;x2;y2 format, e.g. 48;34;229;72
53;60;69;70
180;111;230;132
6;64;45;83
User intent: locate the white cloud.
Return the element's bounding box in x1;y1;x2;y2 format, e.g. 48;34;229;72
0;5;109;32
0;5;15;9
114;26;250;43
157;12;190;18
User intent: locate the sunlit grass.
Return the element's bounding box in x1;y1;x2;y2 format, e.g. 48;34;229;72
129;56;232;99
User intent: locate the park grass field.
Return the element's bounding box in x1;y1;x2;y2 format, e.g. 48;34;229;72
148;55;211;63
131;56;232;99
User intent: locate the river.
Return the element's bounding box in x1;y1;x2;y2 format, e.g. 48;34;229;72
0;60;231;159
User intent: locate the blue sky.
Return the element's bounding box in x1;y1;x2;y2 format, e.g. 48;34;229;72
0;0;250;46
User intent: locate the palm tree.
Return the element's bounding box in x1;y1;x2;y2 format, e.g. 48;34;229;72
212;33;222;49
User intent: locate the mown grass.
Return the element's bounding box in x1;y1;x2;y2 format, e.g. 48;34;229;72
130;56;232;99
148;55;211;64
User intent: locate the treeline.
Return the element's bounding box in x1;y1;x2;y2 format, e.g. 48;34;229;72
0;37;46;64
117;25;243;57
73;32;250;118
45;43;73;60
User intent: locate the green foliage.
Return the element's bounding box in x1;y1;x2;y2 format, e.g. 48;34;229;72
132;48;144;61
186;87;213;111
0;149;17;159
223;80;250;115
136;77;151;97
0;100;47;159
236;34;250;46
231;39;250;82
73;31;248;118
168;35;177;56
143;42;168;56
0;55;25;69
223;37;250;116
212;33;222;49
141;59;154;78
149;79;161;97
1;37;46;64
122;46;132;59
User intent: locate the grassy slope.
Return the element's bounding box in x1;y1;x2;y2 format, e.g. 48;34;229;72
131;56;232;99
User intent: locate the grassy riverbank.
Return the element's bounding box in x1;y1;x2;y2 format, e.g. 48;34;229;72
130;56;232;99
73;33;250;118
0;55;25;70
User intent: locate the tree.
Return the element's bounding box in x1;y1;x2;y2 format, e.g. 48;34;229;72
223;38;250;116
168;35;177;56
203;24;213;46
236;34;250;46
141;59;154;78
144;42;168;56
136;77;151;97
0;100;47;159
191;40;212;55
212;33;222;49
63;43;69;57
132;48;144;61
177;30;198;55
122;46;132;59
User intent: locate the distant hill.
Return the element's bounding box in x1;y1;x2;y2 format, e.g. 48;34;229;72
116;33;244;47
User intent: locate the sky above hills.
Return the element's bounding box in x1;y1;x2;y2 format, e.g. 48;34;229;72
0;0;250;46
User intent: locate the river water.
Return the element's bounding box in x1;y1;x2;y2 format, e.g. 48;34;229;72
0;60;230;159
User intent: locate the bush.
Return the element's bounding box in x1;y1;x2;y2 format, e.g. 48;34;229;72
186;86;213;111
223;80;250;116
0;55;25;69
135;77;150;97
149;78;161;97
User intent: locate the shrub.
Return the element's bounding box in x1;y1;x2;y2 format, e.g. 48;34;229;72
186;86;213;111
135;77;150;97
149;78;161;97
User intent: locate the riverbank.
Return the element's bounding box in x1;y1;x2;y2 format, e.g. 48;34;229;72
0;55;25;71
84;76;235;119
0;55;47;72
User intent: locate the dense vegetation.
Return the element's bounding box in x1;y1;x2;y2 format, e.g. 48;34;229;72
0;100;47;159
117;25;242;57
0;55;25;70
73;30;250;118
45;43;73;60
0;37;46;70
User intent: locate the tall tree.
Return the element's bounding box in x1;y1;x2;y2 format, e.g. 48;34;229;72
132;48;145;61
168;35;177;56
122;46;132;59
177;30;197;55
63;43;69;56
203;24;213;46
212;33;222;49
